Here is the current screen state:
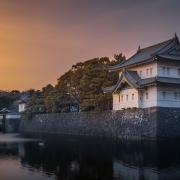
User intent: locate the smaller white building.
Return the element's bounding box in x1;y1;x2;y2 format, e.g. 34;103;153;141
18;100;27;113
104;34;180;110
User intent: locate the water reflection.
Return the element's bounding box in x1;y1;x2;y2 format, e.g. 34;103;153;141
0;136;179;180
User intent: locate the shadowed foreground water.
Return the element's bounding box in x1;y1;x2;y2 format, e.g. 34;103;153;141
0;134;180;180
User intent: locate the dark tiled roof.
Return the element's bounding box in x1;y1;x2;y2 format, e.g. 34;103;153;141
103;75;123;93
102;84;117;93
109;36;180;71
103;70;180;93
103;70;141;93
158;54;180;61
123;71;141;88
157;77;180;84
139;77;156;87
140;77;180;85
0;108;10;114
18;99;28;104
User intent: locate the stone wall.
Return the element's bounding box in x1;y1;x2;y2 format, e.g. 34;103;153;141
19;107;180;140
5;118;20;133
157;107;180;138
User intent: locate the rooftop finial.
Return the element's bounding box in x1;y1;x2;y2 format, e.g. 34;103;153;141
174;32;179;43
175;32;177;38
137;45;141;52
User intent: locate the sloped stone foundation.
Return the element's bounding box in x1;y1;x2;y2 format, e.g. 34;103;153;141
20;107;180;140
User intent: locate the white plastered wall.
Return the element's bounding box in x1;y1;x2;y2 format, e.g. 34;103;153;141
19;103;26;113
157;87;180;108
118;62;158;79
113;88;139;110
157;63;180;78
140;86;157;108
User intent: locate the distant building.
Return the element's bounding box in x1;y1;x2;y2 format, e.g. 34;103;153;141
17;94;29;113
69;103;79;112
104;34;180;110
18;100;27;113
0;108;20;133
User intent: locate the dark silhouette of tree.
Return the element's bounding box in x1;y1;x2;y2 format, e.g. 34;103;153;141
25;53;125;114
112;53;126;65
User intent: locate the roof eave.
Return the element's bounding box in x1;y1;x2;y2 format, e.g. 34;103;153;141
139;82;157;88
156;55;180;61
108;57;157;71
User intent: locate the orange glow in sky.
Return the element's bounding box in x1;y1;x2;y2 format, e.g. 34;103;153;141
0;0;179;90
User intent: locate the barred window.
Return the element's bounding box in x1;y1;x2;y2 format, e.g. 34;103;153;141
121;95;123;102
132;94;134;100
162;91;166;99
126;95;128;101
146;68;149;76
174;92;178;99
178;69;180;76
162;67;166;75
167;67;170;75
150;68;153;75
139;71;143;77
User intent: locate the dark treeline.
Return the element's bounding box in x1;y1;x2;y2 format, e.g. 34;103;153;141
0;90;21;110
25;53;126;114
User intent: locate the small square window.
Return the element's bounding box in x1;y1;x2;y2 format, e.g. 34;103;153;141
140;96;142;101
132;94;134;100
126;95;128;101
121;95;123;102
162;67;166;75
178;69;180;76
139;71;143;76
174;92;178;99
146;69;149;76
150;68;153;75
167;67;170;75
162;91;166;99
178;92;180;100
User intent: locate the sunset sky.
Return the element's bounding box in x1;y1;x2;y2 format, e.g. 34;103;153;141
0;0;180;90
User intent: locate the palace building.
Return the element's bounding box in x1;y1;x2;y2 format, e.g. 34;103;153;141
104;34;180;110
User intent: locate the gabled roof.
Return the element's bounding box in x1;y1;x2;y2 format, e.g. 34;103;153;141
18;99;28;104
109;35;180;71
121;70;141;89
103;70;142;93
17;93;30;104
156;77;180;84
0;108;10;114
103;70;180;93
157;54;180;61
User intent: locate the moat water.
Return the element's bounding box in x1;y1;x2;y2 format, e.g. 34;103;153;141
0;134;179;180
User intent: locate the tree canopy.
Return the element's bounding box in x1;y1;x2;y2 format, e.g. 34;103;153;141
0;90;21;110
25;54;126;114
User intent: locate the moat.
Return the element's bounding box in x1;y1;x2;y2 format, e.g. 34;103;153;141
0;134;180;180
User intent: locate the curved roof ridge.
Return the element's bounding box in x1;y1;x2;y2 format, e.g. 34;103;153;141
108;51;139;70
154;38;177;55
139;38;173;52
109;38;174;70
109;36;180;71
